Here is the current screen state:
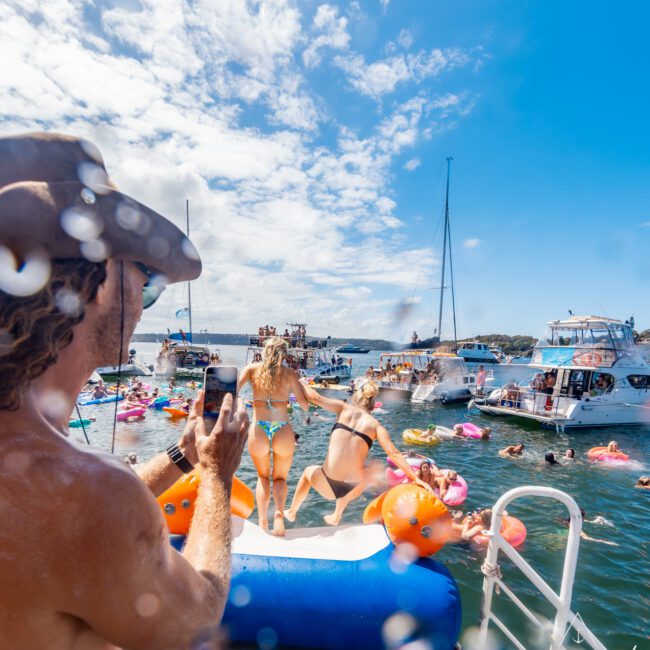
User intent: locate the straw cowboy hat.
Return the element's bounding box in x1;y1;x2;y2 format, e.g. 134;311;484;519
0;132;201;286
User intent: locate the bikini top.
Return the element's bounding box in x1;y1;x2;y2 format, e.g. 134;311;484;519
331;422;373;449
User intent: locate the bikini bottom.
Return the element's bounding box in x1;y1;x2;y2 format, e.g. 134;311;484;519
322;468;358;499
257;421;287;441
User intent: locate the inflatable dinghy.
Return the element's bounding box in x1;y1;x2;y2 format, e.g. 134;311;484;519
170;516;461;649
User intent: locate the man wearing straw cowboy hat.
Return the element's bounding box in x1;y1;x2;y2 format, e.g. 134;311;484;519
0;133;248;649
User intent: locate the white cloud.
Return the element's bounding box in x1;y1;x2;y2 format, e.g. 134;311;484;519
463;238;482;249
334;47;473;99
398;28;414;49
404;157;420;171
0;0;481;338
640;221;650;228
302;4;350;68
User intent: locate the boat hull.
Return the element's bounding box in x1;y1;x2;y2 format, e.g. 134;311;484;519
169;518;460;650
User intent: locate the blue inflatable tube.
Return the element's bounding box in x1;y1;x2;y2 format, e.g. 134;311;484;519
77;394;124;406
170;518;461;649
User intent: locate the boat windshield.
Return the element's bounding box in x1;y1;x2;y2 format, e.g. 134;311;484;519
541;324;633;349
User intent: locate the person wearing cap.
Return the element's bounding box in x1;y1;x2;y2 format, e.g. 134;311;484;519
0;133;249;648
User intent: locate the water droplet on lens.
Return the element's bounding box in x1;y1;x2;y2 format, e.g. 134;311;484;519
116;202;141;230
37;389;68;419
148;236;170;259
382;611;417;646
4;451;31;474
80;187;96;205
257;627;278;650
81;238;109;262
231;584;251;607
182;236;200;261
77;161;110;193
55;288;83;316
135;592;159;617
61;208;103;241
0;247;51;297
0;328;14;356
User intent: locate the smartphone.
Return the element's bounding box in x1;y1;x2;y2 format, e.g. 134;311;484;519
203;365;239;417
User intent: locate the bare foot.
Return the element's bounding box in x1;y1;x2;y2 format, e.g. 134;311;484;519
271;511;285;537
323;512;341;526
283;508;296;523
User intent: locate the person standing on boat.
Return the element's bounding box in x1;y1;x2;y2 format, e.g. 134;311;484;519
0;133;249;649
238;336;309;536
476;364;487;396
284;379;433;526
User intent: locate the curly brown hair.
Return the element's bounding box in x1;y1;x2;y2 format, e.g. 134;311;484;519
0;258;107;410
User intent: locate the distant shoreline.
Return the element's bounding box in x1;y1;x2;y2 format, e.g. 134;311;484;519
131;332;542;355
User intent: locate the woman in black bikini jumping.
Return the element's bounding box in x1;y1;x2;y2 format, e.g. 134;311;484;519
284;379;433;526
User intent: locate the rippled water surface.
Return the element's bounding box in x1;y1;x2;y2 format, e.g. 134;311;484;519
80;345;649;648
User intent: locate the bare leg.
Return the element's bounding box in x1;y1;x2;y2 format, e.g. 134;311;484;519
284;465;331;522
248;423;272;531
269;425;296;537
324;480;367;526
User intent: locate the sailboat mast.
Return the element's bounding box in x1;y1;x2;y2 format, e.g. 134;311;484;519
186;199;193;339
436;157;452;344
446;197;458;351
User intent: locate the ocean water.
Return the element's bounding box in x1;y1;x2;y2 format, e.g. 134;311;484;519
79;344;650;649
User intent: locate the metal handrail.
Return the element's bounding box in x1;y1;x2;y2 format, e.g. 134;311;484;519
477;486;606;650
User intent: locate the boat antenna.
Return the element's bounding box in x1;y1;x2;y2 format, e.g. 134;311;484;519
186;199;193;339
436;157;453;347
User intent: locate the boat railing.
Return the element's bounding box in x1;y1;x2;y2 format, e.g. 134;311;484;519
478;486;606;650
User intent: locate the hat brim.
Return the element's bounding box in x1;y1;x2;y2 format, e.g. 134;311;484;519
0;181;201;284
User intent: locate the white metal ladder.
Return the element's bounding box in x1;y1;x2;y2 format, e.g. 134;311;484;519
477;486;607;650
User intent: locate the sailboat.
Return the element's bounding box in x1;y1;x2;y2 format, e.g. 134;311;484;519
154;201;214;378
405;157;458;352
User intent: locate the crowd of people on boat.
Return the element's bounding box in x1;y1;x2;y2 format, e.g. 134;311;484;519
256;324;308;348
366;357;447;386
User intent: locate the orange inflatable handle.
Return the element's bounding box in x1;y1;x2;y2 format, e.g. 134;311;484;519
157;470;255;534
363;490;388;524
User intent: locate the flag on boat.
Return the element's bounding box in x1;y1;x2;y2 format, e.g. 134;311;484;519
175;307;189;318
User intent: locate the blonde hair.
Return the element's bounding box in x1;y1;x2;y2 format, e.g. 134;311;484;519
353;379;378;410
256;336;288;392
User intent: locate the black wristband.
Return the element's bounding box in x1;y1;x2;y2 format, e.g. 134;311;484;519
166;443;194;474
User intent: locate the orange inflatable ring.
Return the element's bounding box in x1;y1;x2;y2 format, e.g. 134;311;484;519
474;515;527;548
587;446;630;463
363;490;388;524
163;407;189;418
381;484;451;557
157;470;255;534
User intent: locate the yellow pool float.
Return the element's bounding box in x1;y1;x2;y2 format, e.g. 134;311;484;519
402;428;441;446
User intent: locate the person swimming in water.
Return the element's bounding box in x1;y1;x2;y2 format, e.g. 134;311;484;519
635;476;650;489
285;379;433;526
607;440;621;453
499;443;525;457
451;509;493;541
565;448;575;459
238;336;309;536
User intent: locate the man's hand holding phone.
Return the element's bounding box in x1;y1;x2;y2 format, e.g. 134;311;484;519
190;390;248;481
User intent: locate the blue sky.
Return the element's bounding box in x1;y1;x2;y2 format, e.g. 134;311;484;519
2;1;648;340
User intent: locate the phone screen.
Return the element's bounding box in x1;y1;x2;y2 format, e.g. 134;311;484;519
204;366;238;416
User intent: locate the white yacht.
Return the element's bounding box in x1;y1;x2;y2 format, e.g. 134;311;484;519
97;349;153;377
155;337;213;378
458;341;533;385
372;351;475;403
474;316;650;429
